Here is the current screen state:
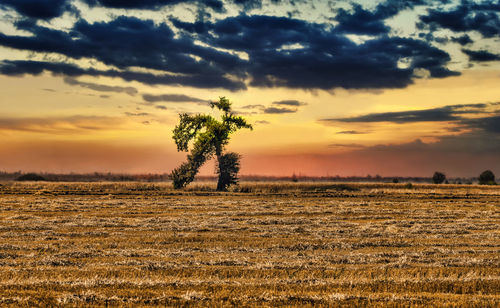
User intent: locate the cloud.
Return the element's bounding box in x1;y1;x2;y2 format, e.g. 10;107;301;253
345;133;500;176
142;93;207;103
255;120;270;124
419;3;500;39
0;60;246;91
0;0;227;20
321;103;491;124
368;133;500;156
124;112;150;117
198;14;458;89
0;0;72;20
451;34;473;46
155;105;167;110
238;102;304;115
0;115;123;134
241;104;265;109
334;0;428;35
64;77;138;96
321;102;500;135
464;115;500;134
462;49;500;62
233;0;266;10
336;130;367;134
335;3;390;35
272;100;307;106
0;16;246;90
0;2;469;92
263;106;297;114
82;0;224;12
328;143;366;148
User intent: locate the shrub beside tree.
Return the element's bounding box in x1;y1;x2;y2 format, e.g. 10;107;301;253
16;173;46;181
478;170;496;185
432;172;446;184
170;97;252;191
216;152;241;189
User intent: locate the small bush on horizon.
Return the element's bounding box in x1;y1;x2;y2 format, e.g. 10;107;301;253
432;172;446;184
16;173;46;181
478;170;496;185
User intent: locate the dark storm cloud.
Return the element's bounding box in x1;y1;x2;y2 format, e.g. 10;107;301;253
263;107;297;114
335;4;390;35
451;34;473;45
232;0;302;11
0;0;72;20
142;93;207;103
462;49;500;62
0;60;246;90
82;0;224;12
186;14;459;89
0;6;459;91
0;17;246;90
335;0;427;35
272;100;306;106
321;103;490;124
419;2;500;38
64;77;138;96
233;0;262;10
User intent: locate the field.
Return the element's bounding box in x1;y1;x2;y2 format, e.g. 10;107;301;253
0;182;499;307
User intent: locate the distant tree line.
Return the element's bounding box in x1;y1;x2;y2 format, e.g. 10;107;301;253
431;170;496;185
0;171;495;185
0;171;171;182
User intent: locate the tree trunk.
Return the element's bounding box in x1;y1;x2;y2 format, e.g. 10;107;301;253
216;153;225;191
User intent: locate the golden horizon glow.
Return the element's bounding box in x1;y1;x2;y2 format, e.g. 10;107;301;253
0;69;499;177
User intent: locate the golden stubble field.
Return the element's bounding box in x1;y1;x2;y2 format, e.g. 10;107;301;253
0;182;499;307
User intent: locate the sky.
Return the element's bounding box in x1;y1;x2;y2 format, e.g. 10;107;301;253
0;0;499;177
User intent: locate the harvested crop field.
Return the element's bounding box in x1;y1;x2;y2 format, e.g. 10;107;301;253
0;182;499;307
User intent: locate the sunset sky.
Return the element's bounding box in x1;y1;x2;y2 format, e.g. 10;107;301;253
0;0;499;177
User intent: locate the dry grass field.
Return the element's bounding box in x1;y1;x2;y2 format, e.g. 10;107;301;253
0;182;499;307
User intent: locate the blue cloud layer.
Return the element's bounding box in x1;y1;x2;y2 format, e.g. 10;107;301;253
0;0;499;91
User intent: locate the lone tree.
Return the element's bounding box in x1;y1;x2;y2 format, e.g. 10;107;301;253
432;171;446;184
171;97;252;191
478;170;496;185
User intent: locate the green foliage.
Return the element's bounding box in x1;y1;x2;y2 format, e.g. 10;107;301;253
432;172;446;184
216;152;241;191
171;97;252;190
478;170;496;185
